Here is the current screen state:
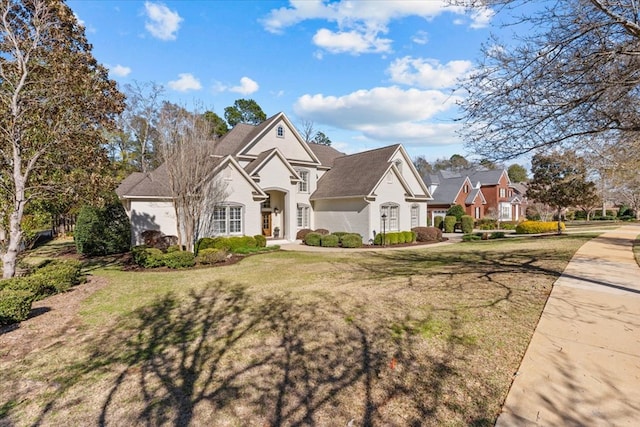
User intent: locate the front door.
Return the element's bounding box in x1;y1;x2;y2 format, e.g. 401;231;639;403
262;213;272;236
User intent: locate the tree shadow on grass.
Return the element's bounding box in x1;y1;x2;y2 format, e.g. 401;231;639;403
26;280;499;426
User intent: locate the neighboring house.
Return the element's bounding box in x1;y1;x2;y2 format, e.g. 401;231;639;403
116;112;432;245
423;167;522;224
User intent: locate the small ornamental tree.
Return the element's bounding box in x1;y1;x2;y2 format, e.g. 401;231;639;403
75;201;131;256
446;204;465;221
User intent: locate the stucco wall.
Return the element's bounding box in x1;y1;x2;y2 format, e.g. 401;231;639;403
313;198;370;240
129;199;177;245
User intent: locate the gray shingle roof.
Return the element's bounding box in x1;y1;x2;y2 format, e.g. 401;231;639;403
307;143;345;167
119;163;172;197
310;145;400;200
429;176;466;205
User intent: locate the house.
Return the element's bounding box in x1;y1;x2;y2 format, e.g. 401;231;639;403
423;167;522;224
116;112;432;245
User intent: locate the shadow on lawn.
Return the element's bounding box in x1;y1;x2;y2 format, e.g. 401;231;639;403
29;281;495;426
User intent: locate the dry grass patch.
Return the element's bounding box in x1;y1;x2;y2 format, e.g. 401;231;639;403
0;234;594;426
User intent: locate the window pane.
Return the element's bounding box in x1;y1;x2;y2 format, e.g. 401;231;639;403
214;207;226;234
297;206;303;227
229;207;242;233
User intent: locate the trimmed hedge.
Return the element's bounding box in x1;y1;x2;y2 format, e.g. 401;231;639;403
0;260;83;299
0;289;35;325
321;234;340;247
412;227;442;242
461;215;474;234
304;232;322;246
132;246;165;268
163;251;196;269
254;235;267;248
341;234;363;248
444;216;457;233
196;248;228;265
403;231;416;243
476;218;497;230
434;216;444;230
515;221;566;234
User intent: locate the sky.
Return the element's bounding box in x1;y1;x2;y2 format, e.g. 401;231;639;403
67;0;507;162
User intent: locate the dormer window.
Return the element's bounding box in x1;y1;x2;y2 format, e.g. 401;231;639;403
276;125;285;138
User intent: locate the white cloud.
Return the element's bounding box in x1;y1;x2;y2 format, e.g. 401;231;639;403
229;77;259;95
313;28;392;54
411;30;429;45
293;86;462;144
387;57;473;89
262;1;491;55
109;64;132;77
168;73;202;92
144;2;182;41
214;77;260;95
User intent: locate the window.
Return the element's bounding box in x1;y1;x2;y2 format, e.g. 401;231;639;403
381;204;399;231
500;203;511;220
395;159;402;173
297;205;310;228
262;195;271;209
213;205;243;235
464;184;469;193
499;188;506;198
411;205;420;228
298;169;309;193
276;125;285;138
475;206;481;219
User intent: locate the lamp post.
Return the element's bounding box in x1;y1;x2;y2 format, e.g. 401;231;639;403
381;213;387;246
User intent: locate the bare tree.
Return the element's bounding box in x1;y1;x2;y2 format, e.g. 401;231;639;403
157;103;228;252
457;0;640;160
298;119;315;143
0;0;123;278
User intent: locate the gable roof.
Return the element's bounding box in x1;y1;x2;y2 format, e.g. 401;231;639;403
117;164;172;198
429;175;468;205
310;145;400;200
307;143;345;168
467;168;510;186
243;148;301;182
465;187;486;205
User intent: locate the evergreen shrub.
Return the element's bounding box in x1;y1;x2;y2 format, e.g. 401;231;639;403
388;232;399;245
446;204;466;221
163;251;196;269
0;289;35;325
196;248;228;265
412;227;442;242
515;221;565;234
304;232;322;246
321;234;340;247
341;234;362;248
461;215;474;234
75;201;131;256
434;216;443;230
254;235;267;248
444;216;457;233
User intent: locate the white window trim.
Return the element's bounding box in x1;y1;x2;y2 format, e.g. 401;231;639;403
276;125;285;138
213;204;244;235
297;204;310;228
411;204;420;228
380;203;400;232
297;169;309;193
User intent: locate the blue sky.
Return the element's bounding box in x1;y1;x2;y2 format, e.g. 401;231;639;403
67;0;502;162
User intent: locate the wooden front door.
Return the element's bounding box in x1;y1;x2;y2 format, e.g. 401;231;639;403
262;213;272;236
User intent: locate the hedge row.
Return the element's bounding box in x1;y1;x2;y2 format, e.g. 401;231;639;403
515;221;566;234
196;235;266;254
132;246;197;269
0;260;84;325
373;231;417;246
304;232;363;248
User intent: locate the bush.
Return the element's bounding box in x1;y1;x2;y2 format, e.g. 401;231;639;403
0;276;52;301
166;245;181;253
132;246;165;268
341;234;363;248
163;251;196;269
490;231;506;239
462;234;481;242
373;233;386;245
314;228;330;235
388;232;399;245
446;204;466;221
31;260;83;294
412;227;442;242
500;222;517;230
75;201;131;256
321;234;340;247
0;289;35;325
434;216;444;230
443;216;457;233
254;235;267;248
196;237;216;253
304;232;322;246
403;231;415;243
296;228;313;240
515;221;565;234
196;248;228;265
461;215;474;234
476;218;497;230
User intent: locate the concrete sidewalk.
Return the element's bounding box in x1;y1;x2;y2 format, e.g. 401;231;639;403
496;225;640;426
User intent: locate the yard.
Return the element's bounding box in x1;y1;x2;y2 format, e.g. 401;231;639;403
0;234;595;426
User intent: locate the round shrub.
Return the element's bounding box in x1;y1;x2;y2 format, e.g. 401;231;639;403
443;216;457;233
75;201;131;256
163;251;196;269
132;246;165;268
403;231;415;243
0;289;35;325
31;260;83;294
254;235;267;248
388;232;399;245
396;232;406;244
461;215;474;234
196;248;228;265
321;234;340;247
434;216;444;230
490;231;506;239
332;232;349;240
476;218;497;230
412;226;442;242
341;234;362;248
304;232;322;246
166;245;181;253
296;228;313;240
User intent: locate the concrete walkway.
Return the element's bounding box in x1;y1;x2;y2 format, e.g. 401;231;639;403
496;225;640;426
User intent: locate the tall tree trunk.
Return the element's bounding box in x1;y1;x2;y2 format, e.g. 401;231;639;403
557;207;563;234
2;175;26;279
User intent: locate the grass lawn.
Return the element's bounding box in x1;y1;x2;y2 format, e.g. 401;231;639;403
0;234;596;426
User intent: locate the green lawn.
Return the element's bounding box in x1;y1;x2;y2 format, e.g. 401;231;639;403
1;234;596;426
